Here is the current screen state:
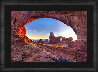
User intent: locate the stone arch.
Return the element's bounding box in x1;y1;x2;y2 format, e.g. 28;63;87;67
60;37;63;41
11;11;87;43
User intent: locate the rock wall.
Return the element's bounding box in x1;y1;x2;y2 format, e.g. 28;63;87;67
11;11;87;43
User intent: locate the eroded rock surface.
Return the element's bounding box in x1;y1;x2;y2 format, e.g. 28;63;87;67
11;11;87;62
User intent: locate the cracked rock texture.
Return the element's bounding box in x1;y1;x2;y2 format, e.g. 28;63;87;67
11;11;87;62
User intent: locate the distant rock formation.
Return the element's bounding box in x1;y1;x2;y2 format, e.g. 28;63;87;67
43;39;48;44
49;32;60;44
37;39;43;44
49;32;55;39
49;32;74;44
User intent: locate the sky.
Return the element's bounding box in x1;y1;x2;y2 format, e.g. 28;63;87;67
25;18;77;40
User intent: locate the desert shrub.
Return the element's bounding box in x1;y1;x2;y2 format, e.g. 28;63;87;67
51;56;68;62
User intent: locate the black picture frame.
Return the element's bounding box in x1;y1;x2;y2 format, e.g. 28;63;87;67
0;0;97;72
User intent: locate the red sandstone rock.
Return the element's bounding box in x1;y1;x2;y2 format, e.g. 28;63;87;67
11;11;87;62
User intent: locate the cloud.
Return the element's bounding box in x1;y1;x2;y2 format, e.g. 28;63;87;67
38;30;48;35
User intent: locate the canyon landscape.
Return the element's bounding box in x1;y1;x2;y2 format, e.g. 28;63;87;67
11;11;87;62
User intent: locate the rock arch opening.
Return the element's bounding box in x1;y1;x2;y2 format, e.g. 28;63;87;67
11;11;87;42
25;18;77;42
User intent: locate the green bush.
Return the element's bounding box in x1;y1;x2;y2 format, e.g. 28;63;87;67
51;56;68;62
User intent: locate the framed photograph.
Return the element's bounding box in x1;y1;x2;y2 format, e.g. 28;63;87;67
0;0;97;72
